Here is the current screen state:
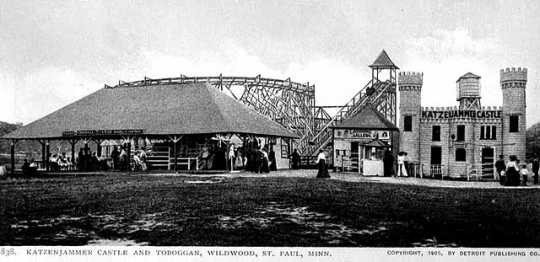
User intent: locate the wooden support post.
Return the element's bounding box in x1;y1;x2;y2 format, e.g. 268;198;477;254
70;139;76;162
95;139;102;157
174;140;177;172
229;141;234;173
10;140;15;175
134;137;139;150
126;138;132;171
169;136;182;172
40;140;46;169
45;141;50;171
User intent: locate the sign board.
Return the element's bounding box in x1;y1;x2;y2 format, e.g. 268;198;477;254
62;129;144;137
334;129;390;140
421;110;502;119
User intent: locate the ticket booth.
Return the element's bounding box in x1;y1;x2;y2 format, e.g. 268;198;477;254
331;106;399;176
360;139;390;176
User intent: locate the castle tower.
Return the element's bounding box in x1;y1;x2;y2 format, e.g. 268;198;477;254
456;72;481;110
398;72;423;161
501;67;527;160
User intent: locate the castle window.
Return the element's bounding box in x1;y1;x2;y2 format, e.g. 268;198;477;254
432;126;441;141
480;125;497;140
456;125;465;141
480;126;485;140
510;115;519;132
455;148;466;161
404;115;412;132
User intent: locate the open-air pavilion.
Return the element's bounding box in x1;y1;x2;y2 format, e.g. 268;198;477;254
2;82;297;174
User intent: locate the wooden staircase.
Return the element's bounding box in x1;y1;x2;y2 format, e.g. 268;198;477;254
304;80;395;156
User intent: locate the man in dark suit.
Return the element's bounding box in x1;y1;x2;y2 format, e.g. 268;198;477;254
495;155;506;185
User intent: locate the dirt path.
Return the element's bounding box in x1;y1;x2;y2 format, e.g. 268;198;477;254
147;169;540;189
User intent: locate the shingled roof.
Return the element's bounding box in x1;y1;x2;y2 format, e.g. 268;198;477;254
3;83;297;139
369;50;399;69
332;106;398;130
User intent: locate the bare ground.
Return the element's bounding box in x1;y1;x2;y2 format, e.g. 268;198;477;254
0;171;539;246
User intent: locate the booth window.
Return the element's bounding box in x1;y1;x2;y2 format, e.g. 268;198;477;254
280;139;289;158
336;150;347;157
456;125;465;141
432;126;441;141
455;148;466;161
404;115;413;132
510;115;519;132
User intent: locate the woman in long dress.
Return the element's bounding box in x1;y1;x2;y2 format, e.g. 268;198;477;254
316;150;330;178
261;149;270;173
269;148;277;171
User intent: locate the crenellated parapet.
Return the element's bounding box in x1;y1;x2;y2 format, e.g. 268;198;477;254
398;72;423;91
420;105;503;112
500;67;527;88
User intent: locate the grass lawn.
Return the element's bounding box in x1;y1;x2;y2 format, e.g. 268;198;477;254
0;172;539;247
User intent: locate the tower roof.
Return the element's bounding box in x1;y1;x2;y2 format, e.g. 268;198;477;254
369;50;399;69
456;72;481;82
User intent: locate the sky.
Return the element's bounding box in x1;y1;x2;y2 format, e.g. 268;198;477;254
0;0;539;126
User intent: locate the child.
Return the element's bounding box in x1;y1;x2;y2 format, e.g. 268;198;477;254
520;164;529;186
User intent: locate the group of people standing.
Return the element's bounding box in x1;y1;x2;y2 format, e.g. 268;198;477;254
77;146;108;171
200;140;279;173
383;149;409;177
109;145;146;171
495;154;539;186
244;145;277;173
21;158;38;176
78;144;146;172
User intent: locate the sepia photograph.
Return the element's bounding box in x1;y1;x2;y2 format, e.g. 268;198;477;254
0;0;539;261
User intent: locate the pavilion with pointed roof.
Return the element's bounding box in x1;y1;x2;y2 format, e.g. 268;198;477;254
2;82;297;174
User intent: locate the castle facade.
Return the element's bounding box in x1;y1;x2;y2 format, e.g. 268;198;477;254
398;68;527;178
